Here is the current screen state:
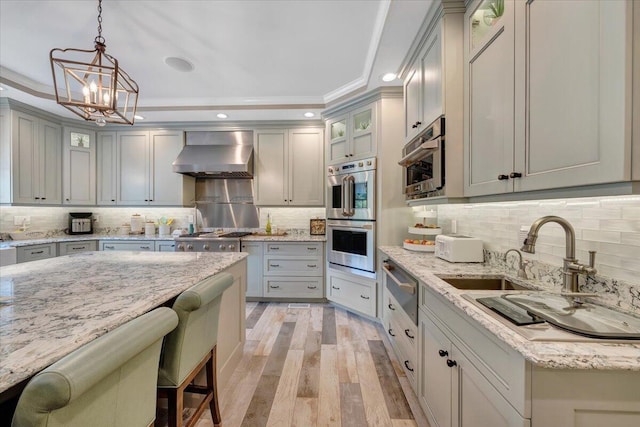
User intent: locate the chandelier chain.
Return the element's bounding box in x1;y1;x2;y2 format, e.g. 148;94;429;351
95;0;105;46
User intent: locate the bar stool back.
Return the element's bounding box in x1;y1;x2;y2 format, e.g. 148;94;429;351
157;272;234;427
12;307;178;427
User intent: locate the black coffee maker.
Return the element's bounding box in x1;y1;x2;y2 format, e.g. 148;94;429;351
68;212;93;235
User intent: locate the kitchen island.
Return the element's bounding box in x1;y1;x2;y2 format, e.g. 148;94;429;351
0;251;247;399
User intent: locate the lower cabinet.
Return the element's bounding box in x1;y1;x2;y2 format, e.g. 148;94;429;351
154;240;175;252
58;240;97;256
262;241;324;299
16;243;57;263
418;282;530;427
100;240;155;251
241;241;264;297
383;291;417;390
326;267;376;317
417;280;640;426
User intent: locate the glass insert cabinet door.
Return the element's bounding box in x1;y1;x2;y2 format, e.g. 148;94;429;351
470;0;506;49
331;119;347;140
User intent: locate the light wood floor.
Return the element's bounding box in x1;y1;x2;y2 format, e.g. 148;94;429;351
159;302;429;427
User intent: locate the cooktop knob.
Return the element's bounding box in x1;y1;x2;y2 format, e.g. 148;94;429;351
219;244;226;251
203;244;210;251
229;244;236;251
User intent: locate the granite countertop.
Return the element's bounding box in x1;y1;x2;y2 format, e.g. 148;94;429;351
378;246;640;371
0;232;325;248
0;251;247;393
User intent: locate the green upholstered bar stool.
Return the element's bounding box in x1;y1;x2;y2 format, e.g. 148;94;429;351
12;307;179;427
157;272;234;427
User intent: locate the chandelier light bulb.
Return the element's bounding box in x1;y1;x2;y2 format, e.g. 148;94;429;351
96;117;106;127
103;92;110;104
89;81;97;93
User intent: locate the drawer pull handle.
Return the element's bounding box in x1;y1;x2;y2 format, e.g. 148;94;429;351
140;246;151;250
71;247;85;250
388;303;395;310
104;245;115;249
307;247;317;251
438;350;448;358
404;360;414;372
388;328;395;337
31;250;44;255
497;174;509;181
270;264;280;268
360;295;370;300
307;264;317;268
509;172;522;178
270;285;280;289
332;286;340;290
271;247;280;250
307;285;317;289
404;329;415;339
446;359;457;368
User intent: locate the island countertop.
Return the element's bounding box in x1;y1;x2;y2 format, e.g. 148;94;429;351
378;246;640;371
0;251;247;394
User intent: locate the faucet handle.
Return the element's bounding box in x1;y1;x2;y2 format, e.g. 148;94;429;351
588;250;596;268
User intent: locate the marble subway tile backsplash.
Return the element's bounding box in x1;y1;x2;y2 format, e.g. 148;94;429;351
0;206;326;236
434;195;640;313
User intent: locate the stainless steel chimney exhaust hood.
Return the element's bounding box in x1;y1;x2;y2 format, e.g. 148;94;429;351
173;130;254;178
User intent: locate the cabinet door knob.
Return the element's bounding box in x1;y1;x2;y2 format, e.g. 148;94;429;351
438;350;448;357
412;123;418;129
446;359;457;368
388;328;395;337
388;303;395;310
111;199;115;202
404;329;415;339
404;360;414;372
497;174;510;181
149;199;153;202
509;172;522;178
34;197;40;200
41;198;46;200
66;198;70;202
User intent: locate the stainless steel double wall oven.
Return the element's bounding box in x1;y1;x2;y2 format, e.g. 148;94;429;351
327;157;376;278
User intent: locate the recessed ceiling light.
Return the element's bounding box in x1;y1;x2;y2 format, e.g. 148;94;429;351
217;113;228;119
382;73;397;82
134;115;144;120
304;112;315;118
164;57;195;72
0;86;5;91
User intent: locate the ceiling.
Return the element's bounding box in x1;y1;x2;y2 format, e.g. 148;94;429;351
0;0;433;123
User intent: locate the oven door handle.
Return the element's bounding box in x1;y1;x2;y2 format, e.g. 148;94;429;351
345;175;355;217
398;137;441;167
341;175;349;217
382;265;416;295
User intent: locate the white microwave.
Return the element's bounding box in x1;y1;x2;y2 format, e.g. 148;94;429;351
435;234;484;263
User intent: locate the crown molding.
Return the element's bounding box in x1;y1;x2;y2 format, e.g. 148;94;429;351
322;86;402;119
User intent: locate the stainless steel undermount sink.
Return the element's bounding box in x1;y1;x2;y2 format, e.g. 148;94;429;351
440;277;533;291
462;291;640;342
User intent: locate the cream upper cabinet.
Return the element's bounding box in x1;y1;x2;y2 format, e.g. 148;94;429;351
254;128;324;206
465;0;633;197
98;129;193;206
117;131;150;205
404;21;444;144
5;111;61;204
62;127;96;205
326;102;377;165
97;131;117;205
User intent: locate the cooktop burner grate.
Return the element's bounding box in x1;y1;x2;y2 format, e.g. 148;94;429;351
220;231;253;238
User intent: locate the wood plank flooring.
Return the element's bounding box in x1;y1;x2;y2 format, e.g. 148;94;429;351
159;302;429;427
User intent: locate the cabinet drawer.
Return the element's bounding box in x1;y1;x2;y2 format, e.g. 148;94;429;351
263;277;324;298
16;244;57;263
264;242;323;255
263;255;322;276
328;274;376;317
58;240;97;256
155;240;176;252
100;241;155;251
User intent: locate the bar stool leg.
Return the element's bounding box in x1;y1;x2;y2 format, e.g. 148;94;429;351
207;346;222;425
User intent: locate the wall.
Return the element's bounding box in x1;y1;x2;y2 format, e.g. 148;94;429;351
0;206;325;235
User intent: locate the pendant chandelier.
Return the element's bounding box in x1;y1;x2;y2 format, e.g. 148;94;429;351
49;0;139;126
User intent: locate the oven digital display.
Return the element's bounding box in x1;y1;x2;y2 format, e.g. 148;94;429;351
341;164;355;170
